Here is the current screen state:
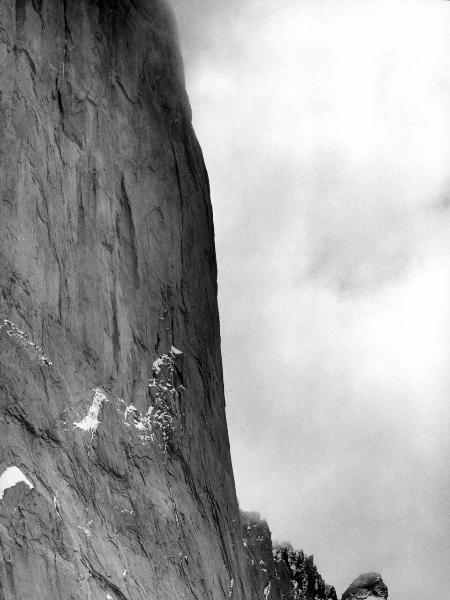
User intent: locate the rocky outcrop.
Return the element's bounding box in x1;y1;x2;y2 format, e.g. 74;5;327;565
0;1;250;598
272;547;338;600
241;510;337;600
242;510;282;599
341;573;388;600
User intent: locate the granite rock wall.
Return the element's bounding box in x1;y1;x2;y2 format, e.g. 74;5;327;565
0;1;250;598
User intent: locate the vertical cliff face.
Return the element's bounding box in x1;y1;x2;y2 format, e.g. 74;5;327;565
242;510;284;599
0;1;250;598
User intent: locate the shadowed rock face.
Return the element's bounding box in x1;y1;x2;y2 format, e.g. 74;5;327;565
0;1;250;598
241;510;337;600
341;573;388;600
241;510;283;599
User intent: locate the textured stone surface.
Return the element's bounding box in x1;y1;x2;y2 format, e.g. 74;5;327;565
272;548;338;600
241;510;337;600
341;573;388;600
241;510;283;600
0;1;250;598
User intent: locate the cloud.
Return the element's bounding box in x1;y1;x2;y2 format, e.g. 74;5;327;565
170;0;450;597
174;0;450;291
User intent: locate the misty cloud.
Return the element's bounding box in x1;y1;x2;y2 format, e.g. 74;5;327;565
170;0;450;597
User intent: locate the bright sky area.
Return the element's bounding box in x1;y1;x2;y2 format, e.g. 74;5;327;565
170;1;450;597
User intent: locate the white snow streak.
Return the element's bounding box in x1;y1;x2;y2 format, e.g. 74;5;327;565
152;354;172;375
124;404;139;423
73;388;109;436
228;578;234;599
77;520;93;538
0;318;53;365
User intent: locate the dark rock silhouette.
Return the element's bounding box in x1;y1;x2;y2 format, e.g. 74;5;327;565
342;573;388;599
241;510;337;600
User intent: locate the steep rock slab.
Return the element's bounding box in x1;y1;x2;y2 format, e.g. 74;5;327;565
0;1;249;598
272;547;337;600
241;510;283;600
341;573;388;600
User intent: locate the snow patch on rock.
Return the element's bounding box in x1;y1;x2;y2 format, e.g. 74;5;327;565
0;317;53;365
121;351;186;450
77;519;93;538
0;466;34;499
124;402;175;450
73;388;109;436
152;353;173;375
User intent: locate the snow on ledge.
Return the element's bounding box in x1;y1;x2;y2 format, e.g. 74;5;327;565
73;388;109;436
77;519;93;538
152;354;173;375
0;317;53;366
0;466;34;499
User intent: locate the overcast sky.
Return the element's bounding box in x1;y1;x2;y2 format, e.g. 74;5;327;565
170;1;450;597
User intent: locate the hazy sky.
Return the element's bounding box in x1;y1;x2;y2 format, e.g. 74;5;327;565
170;1;450;597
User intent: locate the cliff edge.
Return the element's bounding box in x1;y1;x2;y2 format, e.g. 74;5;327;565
0;1;249;598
